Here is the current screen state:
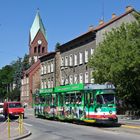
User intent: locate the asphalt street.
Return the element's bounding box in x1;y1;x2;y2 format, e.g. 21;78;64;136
22;109;140;140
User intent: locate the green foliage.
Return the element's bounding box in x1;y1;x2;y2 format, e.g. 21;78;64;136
89;18;140;109
30;56;35;66
5;87;20;101
22;54;30;71
55;42;61;51
13;57;23;89
0;65;14;101
0;56;26;101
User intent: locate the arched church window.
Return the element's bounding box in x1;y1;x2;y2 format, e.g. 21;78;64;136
38;45;41;53
42;47;45;53
34;47;37;53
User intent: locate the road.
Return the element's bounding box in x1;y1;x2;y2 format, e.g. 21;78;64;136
22;109;140;140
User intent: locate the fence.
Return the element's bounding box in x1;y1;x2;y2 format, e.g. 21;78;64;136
0;114;24;140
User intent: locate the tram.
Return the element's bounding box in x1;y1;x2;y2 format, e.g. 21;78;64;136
33;83;118;124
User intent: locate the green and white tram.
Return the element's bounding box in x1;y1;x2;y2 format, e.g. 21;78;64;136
33;83;118;124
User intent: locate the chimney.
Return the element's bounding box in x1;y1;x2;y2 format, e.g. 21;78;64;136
112;13;117;19
99;19;104;25
88;25;94;31
126;6;133;12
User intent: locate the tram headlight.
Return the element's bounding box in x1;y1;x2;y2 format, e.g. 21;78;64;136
109;110;112;114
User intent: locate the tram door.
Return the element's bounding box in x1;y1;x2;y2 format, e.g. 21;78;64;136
58;93;65;117
84;91;94;118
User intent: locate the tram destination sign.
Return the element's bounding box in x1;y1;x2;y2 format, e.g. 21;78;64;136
54;83;84;93
84;83;115;90
39;88;53;94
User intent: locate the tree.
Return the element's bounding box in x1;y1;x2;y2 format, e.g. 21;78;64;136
22;54;30;71
13;57;23;89
89;17;140;109
0;65;14;101
55;42;61;51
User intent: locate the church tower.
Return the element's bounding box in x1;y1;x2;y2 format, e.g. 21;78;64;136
29;10;48;62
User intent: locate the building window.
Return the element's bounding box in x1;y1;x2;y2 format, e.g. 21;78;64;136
44;65;47;74
26;78;29;84
34;47;37;53
65;56;68;66
44;80;47;88
51;78;54;88
41;64;44;74
69;54;73;66
85;50;88;63
41;80;43;89
61;77;64;85
74;54;78;66
90;71;94;83
65;78;68;85
38;45;41;53
79;73;83;83
51;61;54;72
61;57;64;67
85;72;89;83
74;74;78;84
91;48;94;55
21;79;23;85
48;63;51;73
48;79;51;88
42;47;45;53
79;52;83;64
69;75;73;84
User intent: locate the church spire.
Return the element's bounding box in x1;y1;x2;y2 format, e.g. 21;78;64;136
30;10;47;44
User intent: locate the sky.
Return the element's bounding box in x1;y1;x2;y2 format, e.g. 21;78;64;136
0;0;140;69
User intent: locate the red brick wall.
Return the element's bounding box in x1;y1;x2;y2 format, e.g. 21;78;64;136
29;30;48;57
28;61;40;107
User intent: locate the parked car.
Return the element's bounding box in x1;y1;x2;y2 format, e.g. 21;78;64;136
3;101;24;118
0;103;4;114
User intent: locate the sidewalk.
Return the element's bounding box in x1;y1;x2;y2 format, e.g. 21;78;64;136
0;116;31;140
118;115;140;128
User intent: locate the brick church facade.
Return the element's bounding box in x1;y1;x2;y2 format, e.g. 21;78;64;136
21;11;48;107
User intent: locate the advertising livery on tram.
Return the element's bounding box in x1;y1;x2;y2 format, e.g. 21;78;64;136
33;83;118;124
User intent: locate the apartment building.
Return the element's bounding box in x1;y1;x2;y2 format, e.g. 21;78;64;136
58;29;96;85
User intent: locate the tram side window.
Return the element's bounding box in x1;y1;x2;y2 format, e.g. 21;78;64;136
40;96;45;104
90;93;94;105
84;92;94;105
59;94;64;106
35;96;39;104
54;95;58;106
46;95;51;105
65;94;70;104
76;93;82;104
70;94;76;104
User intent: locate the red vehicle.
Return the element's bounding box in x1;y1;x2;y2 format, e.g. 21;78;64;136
3;101;24;118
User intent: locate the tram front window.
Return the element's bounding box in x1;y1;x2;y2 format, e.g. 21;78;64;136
96;95;103;104
96;94;115;105
102;94;115;104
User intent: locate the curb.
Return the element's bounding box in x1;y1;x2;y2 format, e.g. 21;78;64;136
12;131;32;140
121;124;140;129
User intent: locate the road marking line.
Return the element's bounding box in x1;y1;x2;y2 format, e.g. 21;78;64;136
23;122;32;126
122;125;140;129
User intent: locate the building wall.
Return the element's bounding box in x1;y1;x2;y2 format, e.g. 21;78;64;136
55;51;61;86
29;30;48;62
21;75;29;105
60;40;96;85
28;61;40;107
40;58;55;88
96;12;136;45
